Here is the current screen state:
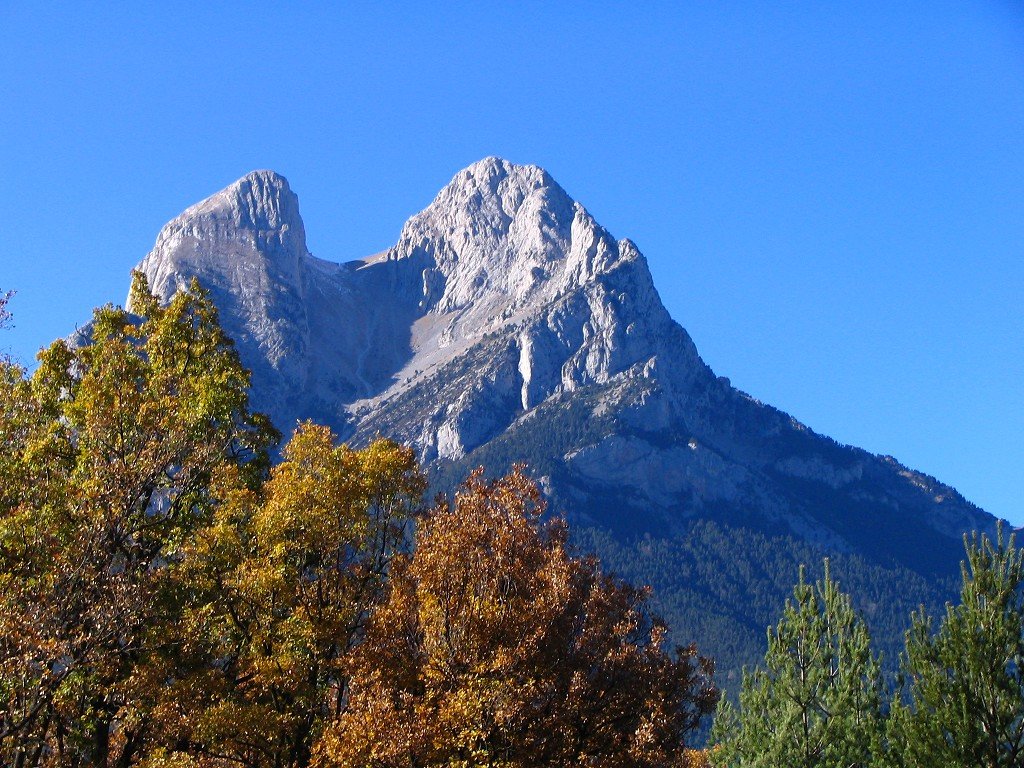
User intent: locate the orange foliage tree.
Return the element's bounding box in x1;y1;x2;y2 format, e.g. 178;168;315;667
314;468;718;768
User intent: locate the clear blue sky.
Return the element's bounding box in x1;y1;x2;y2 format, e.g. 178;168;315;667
2;2;1022;524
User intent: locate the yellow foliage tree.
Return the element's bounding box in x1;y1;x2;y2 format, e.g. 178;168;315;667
151;424;425;768
0;273;275;767
683;749;713;768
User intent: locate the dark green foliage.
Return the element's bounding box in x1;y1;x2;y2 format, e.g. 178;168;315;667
428;360;633;494
768;469;975;577
710;564;885;767
890;526;1024;768
572;520;950;690
705;530;1024;766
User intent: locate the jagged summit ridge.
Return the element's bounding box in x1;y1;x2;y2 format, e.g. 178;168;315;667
350;159;710;461
389;157;642;316
133;159;709;451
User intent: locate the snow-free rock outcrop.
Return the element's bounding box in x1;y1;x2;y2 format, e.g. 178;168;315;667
129;157;998;579
133;170;421;433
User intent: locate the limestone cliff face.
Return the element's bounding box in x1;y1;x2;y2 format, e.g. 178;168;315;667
136;171;312;387
132;170;419;433
131;157;997;577
349;158;712;465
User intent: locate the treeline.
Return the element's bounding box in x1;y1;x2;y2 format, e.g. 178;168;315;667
0;276;716;767
573;521;954;685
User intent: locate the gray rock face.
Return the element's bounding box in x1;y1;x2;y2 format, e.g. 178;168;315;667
132;170;421;434
130;157;997;578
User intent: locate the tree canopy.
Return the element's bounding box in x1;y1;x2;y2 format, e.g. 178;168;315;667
3;270;1018;768
0;273;276;766
890;526;1024;768
151;423;426;767
315;468;718;768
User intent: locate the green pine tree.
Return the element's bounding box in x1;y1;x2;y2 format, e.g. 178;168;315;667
712;561;885;768
890;526;1024;768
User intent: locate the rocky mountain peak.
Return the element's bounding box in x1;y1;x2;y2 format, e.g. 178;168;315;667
153;169;304;252
130;171;321;421
221;169;303;233
387;158;643;322
426;156;573;228
134;170;309;308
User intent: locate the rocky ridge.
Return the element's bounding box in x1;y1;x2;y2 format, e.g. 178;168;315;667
126;157;999;675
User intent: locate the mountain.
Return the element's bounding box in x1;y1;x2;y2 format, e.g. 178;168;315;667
128;158;998;681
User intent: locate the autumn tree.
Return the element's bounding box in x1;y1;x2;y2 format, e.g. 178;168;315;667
0;289;12;330
0;289;12;364
0;272;275;767
889;527;1024;768
150;424;425;768
682;750;714;768
711;563;885;768
314;468;718;768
